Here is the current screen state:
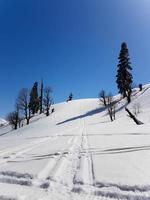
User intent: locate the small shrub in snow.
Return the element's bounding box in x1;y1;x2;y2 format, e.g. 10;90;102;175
132;103;141;116
71;186;83;194
40;181;50;189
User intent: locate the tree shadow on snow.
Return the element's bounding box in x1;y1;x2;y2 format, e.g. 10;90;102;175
57;107;106;125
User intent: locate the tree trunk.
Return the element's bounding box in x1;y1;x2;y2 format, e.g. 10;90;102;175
127;90;131;103
27;118;29;125
123;91;126;98
127;95;131;103
103;97;107;106
125;107;143;125
108;108;113;122
14;123;17;130
26;107;31;125
113;106;116;120
46;108;49;116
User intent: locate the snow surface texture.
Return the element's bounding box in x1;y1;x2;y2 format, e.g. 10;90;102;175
0;118;7;126
0;84;150;199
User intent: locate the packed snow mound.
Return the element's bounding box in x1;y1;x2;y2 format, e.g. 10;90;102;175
0;84;150;200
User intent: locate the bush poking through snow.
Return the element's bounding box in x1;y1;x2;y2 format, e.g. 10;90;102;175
132;103;141;116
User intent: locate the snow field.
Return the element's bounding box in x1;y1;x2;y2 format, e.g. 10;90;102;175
0;85;150;199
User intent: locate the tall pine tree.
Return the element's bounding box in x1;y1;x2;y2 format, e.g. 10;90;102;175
116;42;133;103
39;79;43;114
29;82;39;114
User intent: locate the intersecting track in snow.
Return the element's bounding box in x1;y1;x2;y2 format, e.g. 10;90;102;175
1;89;150;199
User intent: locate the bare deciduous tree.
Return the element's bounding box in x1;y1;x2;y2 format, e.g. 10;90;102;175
17;88;31;125
106;93;115;122
43;87;53;116
7;111;19;130
15;102;23;128
99;90;117;122
99;89;107;106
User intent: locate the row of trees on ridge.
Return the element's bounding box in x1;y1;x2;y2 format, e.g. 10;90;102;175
7;80;53;129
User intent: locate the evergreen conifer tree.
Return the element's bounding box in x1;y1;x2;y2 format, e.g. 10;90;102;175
39;79;43;114
29;82;39;114
116;42;133;103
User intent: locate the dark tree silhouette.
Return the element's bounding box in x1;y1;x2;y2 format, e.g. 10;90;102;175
39;79;44;114
139;84;142;91
67;93;73;102
116;42;133;103
43;86;53;116
125;107;143;125
99;89;107;106
99;90;117;122
106;93;116;122
30;82;39;114
17;88;31;125
7;109;20;130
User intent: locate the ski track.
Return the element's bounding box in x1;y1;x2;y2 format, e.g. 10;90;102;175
1;125;150;200
0;136;58;165
73;118;94;187
0;126;80;165
1;103;150;199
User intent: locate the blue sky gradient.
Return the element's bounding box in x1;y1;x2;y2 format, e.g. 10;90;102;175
0;0;150;117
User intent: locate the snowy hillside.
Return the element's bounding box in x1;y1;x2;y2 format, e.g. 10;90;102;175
0;84;150;199
0;118;7;126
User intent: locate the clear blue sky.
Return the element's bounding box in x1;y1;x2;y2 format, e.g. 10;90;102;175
0;0;150;117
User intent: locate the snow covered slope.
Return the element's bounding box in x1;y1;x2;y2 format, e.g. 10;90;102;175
0;84;150;200
0;118;7;126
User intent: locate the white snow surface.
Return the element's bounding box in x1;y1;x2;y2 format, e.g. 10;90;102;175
0;118;7;125
0;84;150;199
